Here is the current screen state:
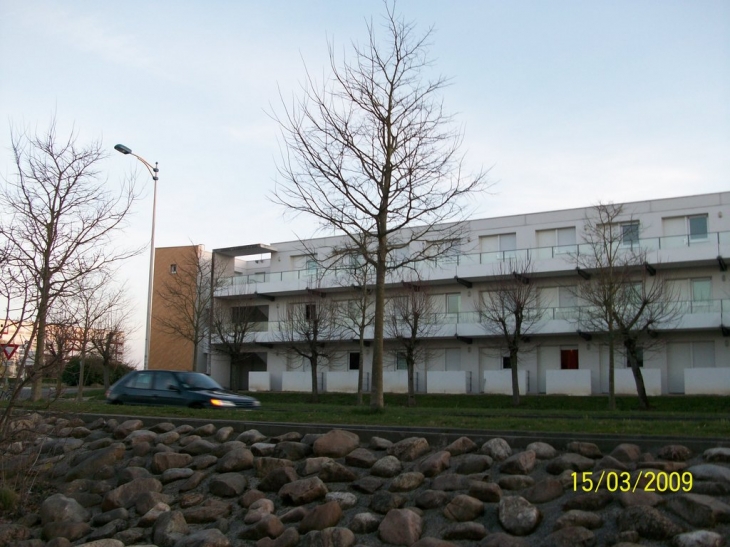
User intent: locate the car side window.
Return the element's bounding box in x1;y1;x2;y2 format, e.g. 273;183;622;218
153;372;177;391
129;372;153;390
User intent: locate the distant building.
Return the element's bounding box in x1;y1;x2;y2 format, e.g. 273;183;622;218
153;191;730;395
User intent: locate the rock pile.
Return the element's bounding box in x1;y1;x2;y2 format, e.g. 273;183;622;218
0;414;728;547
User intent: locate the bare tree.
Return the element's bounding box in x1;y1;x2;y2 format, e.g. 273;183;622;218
0;119;139;401
211;298;260;388
275;295;343;403
573;203;679;410
476;258;543;407
272;6;486;409
88;282;132;390
154;245;218;370
385;282;437;407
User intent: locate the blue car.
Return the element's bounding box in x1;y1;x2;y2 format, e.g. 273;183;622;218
106;370;261;409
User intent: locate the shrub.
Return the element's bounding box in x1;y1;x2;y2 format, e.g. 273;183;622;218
61;357;133;386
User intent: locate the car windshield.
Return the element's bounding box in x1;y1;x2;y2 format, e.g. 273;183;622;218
177;373;224;391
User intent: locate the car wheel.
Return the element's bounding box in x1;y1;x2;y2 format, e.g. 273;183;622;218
189;402;203;409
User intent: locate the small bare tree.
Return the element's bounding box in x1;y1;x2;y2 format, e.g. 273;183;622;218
573;203;679;410
211;298;259;388
385;282;437;407
476;258;543;407
154;245;219;371
272;5;486;409
0;119;139;401
275;295;343;403
89;284;132;390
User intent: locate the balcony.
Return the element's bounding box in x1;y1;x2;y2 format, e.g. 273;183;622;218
216;230;730;297
215;300;729;344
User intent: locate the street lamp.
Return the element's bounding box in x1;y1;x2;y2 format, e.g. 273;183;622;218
114;143;159;371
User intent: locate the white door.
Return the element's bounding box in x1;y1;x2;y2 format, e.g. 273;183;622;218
667;342;690;393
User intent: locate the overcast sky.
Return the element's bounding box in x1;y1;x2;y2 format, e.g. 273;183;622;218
1;0;728;367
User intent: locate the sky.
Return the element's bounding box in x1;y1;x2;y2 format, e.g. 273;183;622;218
1;0;728;367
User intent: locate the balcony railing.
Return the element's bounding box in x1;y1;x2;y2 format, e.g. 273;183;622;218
219;300;729;337
219;230;729;289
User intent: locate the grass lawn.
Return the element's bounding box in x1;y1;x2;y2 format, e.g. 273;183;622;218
5;390;729;439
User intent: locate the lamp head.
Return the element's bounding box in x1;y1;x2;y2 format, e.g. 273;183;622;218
114;144;132;155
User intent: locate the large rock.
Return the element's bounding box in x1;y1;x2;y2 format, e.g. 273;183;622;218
417;451;451;477
444;436;477;456
617;505;684;540
672;530;727;547
101;477;163;511
539;526;596;547
389;472;425;492
174;528;232;547
65;444;126;481
215;448;254;472
666;494;730;528
498;496;541;536
443;494;484;522
209;473;247;497
371;455;403;478
313;429;360;458
298;500;343;533
546;453;595;474
379;508;423;546
40;493;90;525
345;448;377;468
481;438;512;461
152;510;189;547
387;437;431;462
151;452;193;474
500;450;536;475
279;477;329;505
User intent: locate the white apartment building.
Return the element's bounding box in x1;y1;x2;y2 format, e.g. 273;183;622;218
205;191;730;396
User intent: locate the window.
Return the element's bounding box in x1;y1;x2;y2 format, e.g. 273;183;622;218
169;264;177;274
560;348;579;370
446;293;461;314
305;303;316;320
691;278;711;301
621;222;639;246
689;215;708;241
479;233;517;260
349;352;360;370
502;356;512;369
154;371;178;390
128;371;154;389
445;348;461;371
536;227;576;257
396;352;407;370
305;259;318;275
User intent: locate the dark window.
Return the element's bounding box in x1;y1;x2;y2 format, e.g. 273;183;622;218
621;222;639;246
689;215;708;240
169;264;177;274
396;352;407;370
128;371;154;389
560;349;579;370
349;352;360;370
502;356;512;369
305;304;316;320
153;371;177;390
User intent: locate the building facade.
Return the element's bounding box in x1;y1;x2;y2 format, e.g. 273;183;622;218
173;192;730;395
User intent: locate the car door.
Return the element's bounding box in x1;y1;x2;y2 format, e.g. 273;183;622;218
152;371;186;406
124;371;155;404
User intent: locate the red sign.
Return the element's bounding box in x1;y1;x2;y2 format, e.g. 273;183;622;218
1;344;18;359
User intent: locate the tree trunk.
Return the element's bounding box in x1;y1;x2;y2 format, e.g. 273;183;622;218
103;361;110;390
309;356;319;403
31;300;48;402
407;356;416;407
192;341;199;371
510;348;520;407
370;242;387;410
607;331;616;411
357;334;365;406
625;338;649;409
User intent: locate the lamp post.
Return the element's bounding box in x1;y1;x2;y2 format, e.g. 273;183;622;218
114;144;158;370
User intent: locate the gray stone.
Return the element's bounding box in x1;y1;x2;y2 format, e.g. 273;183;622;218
527;442;558;460
312;429;360;458
554;510;603;530
215;448;254;472
481;438;512;461
174;528;231;547
299;500;343;533
498;475;535;490
345;447;377;468
387;437;431;462
703;448;730;463
417;450;451;477
455;454;493;474
279;476;329;505
444;436;477;456
209;473;247;497
469;481;502;503
349;512;381;534
498;496;541;536
617;505;683;540
672;530;727;547
370;491;407;514
39;493;90;525
666;493;730;528
442;521;487;540
567;442;602;459
152;452;193;473
547;453;596;474
522;478;564;504
610;443;642;463
444;494;484;521
371;455;403;478
237;429;267;444
500;450;536;475
326;491;359;510
378;508;422;546
539;526;596;547
389;471;425;492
